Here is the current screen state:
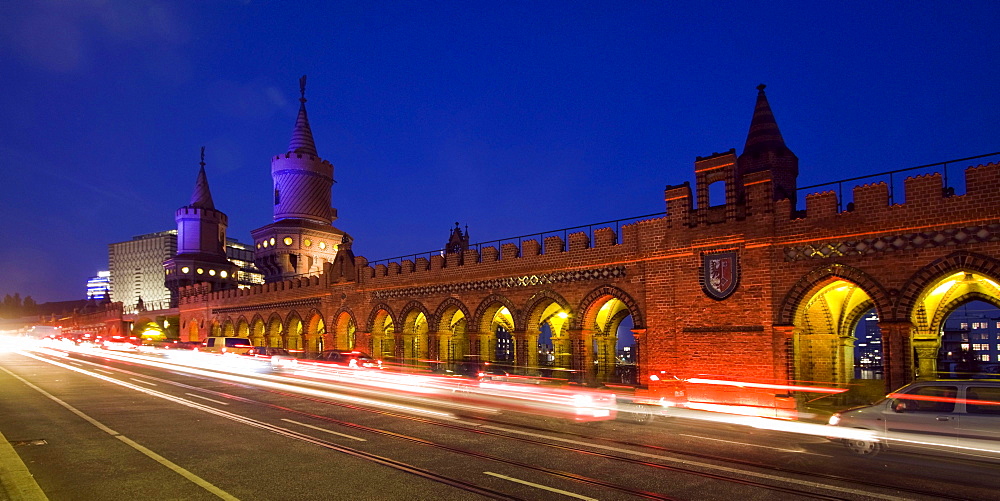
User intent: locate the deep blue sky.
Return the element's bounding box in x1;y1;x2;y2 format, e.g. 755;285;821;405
1;2;998;303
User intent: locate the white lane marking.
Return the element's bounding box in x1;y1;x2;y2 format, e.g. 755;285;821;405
184;393;229;405
129;378;157;386
93;368;114;375
0;363;239;501
482;425;909;501
678;434;827;455
484;471;598;501
281;419;366;441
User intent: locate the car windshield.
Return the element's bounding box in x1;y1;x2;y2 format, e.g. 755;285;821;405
224;338;251;347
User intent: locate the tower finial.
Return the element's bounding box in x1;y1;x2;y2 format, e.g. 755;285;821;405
756;83;766;93
200;146;205;167
299;75;307;103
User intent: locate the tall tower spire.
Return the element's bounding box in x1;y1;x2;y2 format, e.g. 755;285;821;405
737;84;799;207
251;77;350;283
190;146;215;209
288;75;318;156
163;149;238;307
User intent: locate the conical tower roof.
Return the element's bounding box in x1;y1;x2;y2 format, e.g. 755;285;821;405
189;147;215;209
288;75;318;157
741;84;793;159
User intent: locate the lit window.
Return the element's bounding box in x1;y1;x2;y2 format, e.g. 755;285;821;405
961;323;969;330
284;237;293;246
262;241;268;248
270;237;275;246
209;270;216;276
220;271;228;278
304;239;312;247
196;268;204;274
181;266;190;273
319;242;326;250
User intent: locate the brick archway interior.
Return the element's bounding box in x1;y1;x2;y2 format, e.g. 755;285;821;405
792;279;874;389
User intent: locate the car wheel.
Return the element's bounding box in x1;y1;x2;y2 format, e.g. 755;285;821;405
844;437;880;456
620;403;654;424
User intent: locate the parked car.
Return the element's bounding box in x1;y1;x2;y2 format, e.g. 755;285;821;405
245;346;297;369
313;350;382;369
199;337;254;355
829;379;1000;458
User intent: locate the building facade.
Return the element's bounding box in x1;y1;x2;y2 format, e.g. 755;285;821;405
109;230;177;312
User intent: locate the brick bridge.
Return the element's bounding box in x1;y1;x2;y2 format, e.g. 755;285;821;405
176;155;1000;397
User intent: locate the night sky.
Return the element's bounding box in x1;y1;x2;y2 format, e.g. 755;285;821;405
1;2;998;303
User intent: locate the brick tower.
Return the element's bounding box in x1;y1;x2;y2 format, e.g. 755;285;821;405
251;76;349;282
163;148;238;306
736;84;799;209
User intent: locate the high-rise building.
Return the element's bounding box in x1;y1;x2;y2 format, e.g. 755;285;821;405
251;76;351;282
854;310;883;379
109;230;176;312
86;271;111;300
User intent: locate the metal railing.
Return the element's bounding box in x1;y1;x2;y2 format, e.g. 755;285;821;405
368;212;666;268
796;152;1000;213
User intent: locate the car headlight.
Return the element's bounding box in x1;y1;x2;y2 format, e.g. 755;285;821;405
828;413;841;426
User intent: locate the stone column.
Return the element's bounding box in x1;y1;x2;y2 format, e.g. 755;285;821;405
569;328;594;384
478;332;494;361
466;332;481;360
912;337;942;380
878;321;913;392
771;325;796;384
595;336;617;382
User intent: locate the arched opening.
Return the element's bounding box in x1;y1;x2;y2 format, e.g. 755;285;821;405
792;279;873;388
186;320;199;342
939;300;1000;378
908;271;1000;379
434;300;469;371
583;297;634;384
285;313;304;351
236;318;250;339
250;317;265;346
333;312;355;351
370;310;395;362
401;308;429;364
473;302;514;365
266;315;283;347
222;320;235;338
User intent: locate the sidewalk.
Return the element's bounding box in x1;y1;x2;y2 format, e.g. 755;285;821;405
0;429;47;501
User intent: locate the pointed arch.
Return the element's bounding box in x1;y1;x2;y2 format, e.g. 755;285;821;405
572;285;644;331
331;307;358;351
896;251;1000;320
433;297;471;332
523;289;572;333
472;294;519;333
778;262;891;325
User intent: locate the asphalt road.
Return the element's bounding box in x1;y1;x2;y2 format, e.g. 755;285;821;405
2;345;999;501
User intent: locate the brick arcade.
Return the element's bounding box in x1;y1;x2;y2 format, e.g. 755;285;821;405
68;81;1000;400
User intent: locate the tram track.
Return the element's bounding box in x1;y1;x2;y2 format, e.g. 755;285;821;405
28;349;962;500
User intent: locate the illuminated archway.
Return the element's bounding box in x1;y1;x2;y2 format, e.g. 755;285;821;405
186;319;199;342
909;271;1000;378
524;291;573;374
368;307;396;361
305;311;326;353
792;279;874;387
400;302;430;363
434;298;470;367
236;318;250;338
266;314;283;347
577;286;642;384
333;311;356;351
250;316;266;346
473;296;517;364
222;319;235;338
285;312;304;351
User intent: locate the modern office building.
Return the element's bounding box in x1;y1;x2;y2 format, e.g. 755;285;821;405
854;310;883;379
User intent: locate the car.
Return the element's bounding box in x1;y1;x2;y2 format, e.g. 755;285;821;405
451;355;511;381
829;379;1000;458
313;350;382;368
199;336;254;355
101;335;141;351
245;346;298;369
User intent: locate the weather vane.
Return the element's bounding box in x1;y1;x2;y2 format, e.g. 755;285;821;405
299;75;307;102
200;146;205;166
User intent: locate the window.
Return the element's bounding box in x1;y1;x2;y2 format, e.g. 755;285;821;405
274;188;280;205
967;386;1000;415
899;385;958;413
961;323;969;330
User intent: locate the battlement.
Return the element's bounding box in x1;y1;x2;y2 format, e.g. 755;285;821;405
272;152;332;167
177;275;324;306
